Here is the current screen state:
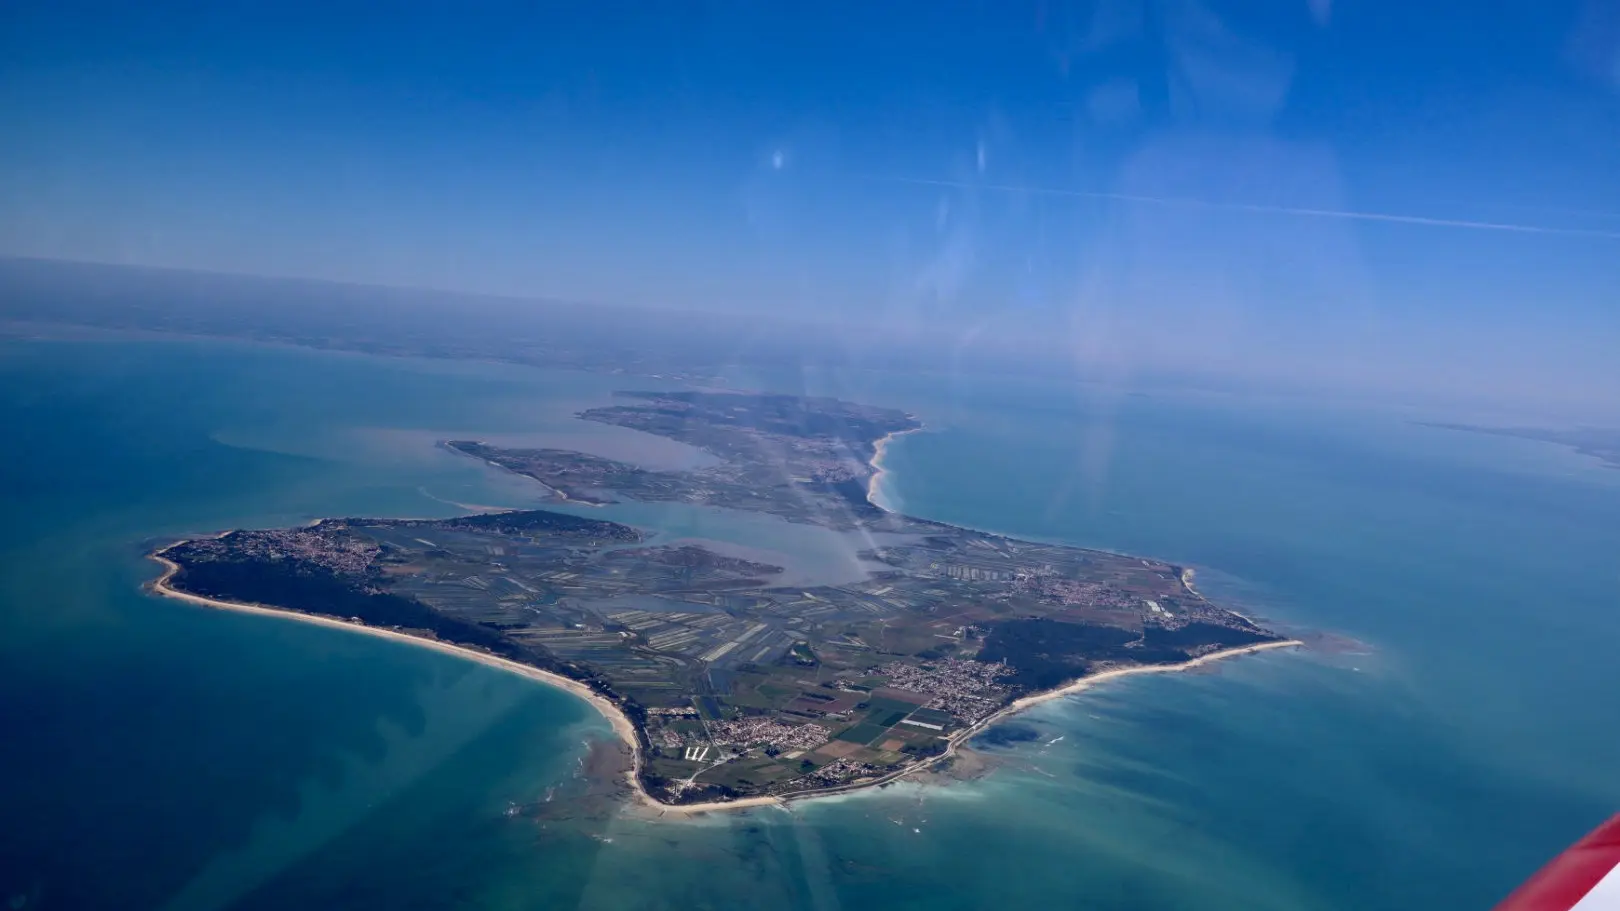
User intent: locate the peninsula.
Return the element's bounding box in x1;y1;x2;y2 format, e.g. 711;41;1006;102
1420;421;1620;469
151;391;1296;809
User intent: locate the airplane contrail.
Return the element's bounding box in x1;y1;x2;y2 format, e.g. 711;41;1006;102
875;176;1620;240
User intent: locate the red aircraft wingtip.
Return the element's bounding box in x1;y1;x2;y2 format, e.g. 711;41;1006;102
1495;813;1620;910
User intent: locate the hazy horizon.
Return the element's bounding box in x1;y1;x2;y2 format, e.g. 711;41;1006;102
3;254;1615;427
2;3;1618;418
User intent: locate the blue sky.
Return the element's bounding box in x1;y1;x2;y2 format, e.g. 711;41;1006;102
2;2;1617;415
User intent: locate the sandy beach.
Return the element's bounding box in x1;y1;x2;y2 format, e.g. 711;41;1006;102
762;637;1304;805
1180;567;1203;599
148;548;645;781
991;639;1302;719
866;425;924;509
149;543;1299;817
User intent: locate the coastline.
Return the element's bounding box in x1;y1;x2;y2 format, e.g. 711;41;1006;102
443;441;607;508
147;542;1298;816
766;637;1303;805
1180;567;1203;600
993;639;1302;718
866;425;924;510
148;544;783;817
146;546;646;790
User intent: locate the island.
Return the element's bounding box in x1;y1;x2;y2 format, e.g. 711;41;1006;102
150;391;1299;810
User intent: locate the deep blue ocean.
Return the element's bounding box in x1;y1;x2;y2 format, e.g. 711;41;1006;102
2;334;1617;910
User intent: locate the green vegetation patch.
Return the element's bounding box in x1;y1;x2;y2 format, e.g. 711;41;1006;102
907;708;954;726
836;723;889;744
725;689;775;709
862;696;917;715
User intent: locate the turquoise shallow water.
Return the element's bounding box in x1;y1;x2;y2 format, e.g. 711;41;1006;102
2;335;1617;909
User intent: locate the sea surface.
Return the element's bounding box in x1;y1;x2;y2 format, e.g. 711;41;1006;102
2;334;1618;910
